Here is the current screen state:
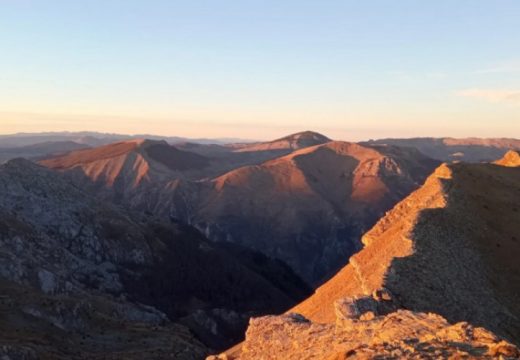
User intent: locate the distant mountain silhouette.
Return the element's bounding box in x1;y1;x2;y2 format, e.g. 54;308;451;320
362;137;520;162
0;131;252;148
0;141;89;164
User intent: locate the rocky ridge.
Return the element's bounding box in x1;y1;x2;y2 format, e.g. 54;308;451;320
217;300;519;359
217;159;520;359
292;161;520;344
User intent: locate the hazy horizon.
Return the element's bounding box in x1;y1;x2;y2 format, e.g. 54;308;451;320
1;1;519;140
1;127;520;144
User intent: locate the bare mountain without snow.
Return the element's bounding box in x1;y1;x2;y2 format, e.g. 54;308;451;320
40;131;440;285
218;148;520;359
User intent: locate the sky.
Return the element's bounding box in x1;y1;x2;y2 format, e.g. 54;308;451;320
0;0;519;141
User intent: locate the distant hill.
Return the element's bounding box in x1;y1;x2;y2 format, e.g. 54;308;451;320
228;131;331;152
0;141;89;164
362;137;520;162
0;131;253;148
40;139;212;189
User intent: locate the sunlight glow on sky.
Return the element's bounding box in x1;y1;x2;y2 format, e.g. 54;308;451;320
0;0;519;140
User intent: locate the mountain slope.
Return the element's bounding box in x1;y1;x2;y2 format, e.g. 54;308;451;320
40;139;214;194
40;134;440;285
178;141;439;284
0;159;311;355
362;137;520;162
292;161;520;345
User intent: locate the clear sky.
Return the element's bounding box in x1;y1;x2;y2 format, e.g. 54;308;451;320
0;0;519;140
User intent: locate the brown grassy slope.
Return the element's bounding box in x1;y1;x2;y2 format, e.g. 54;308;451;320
40;139;211;189
292;162;520;344
39;140;140;169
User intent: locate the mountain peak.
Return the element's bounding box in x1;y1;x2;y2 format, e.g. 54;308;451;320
275;131;331;145
232;131;331;153
127;138;169;148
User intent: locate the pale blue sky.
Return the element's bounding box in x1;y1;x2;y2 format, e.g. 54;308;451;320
0;0;519;140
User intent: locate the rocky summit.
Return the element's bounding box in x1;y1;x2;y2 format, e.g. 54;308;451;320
217;302;519;359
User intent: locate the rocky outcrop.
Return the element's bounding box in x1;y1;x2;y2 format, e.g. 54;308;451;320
494;150;520;167
292;162;520;345
0;278;207;360
214;298;519;359
0;159;311;355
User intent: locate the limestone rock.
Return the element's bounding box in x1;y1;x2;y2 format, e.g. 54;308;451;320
228;307;519;359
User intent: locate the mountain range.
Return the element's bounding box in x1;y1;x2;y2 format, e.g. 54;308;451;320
362;137;520;162
39;132;440;284
0;131;519;359
0;131;250;148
